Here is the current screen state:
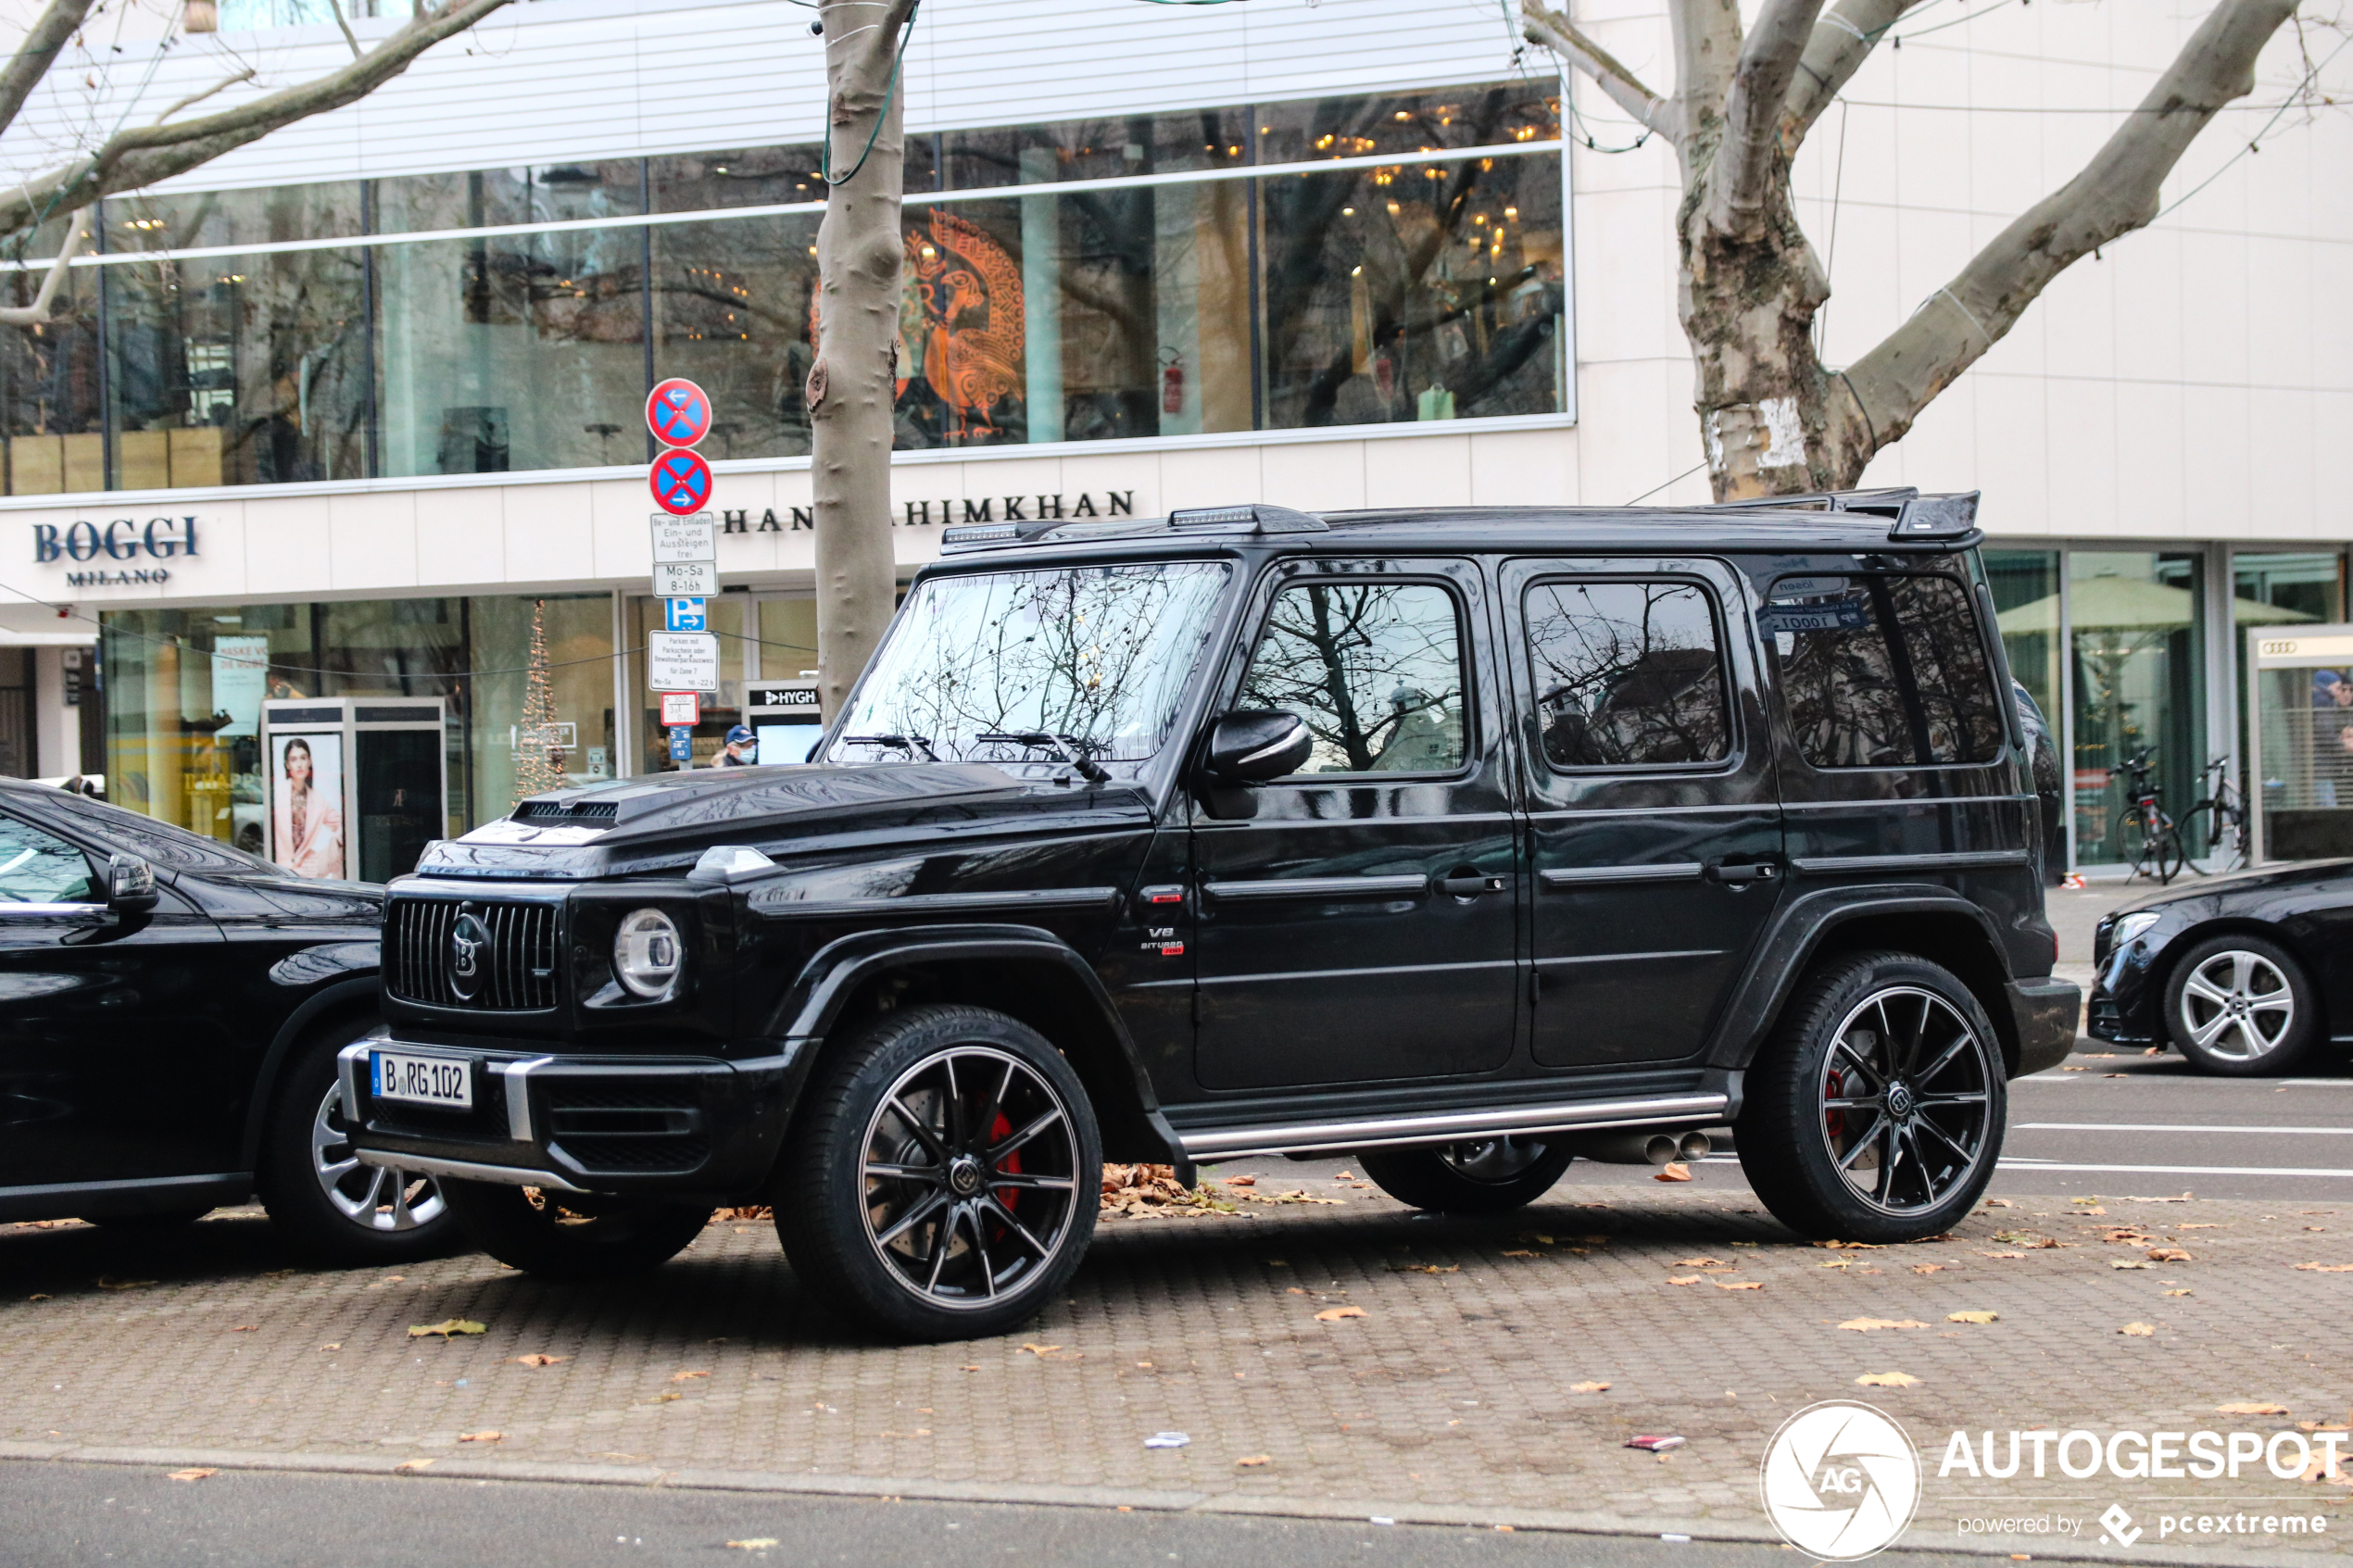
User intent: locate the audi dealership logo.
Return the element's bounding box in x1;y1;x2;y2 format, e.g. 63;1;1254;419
1760;1400;1922;1560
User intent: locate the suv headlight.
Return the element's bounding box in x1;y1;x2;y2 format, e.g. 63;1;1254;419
2110;910;2162;948
613;908;685;999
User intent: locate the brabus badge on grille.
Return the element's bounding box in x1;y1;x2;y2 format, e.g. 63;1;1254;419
449;910;490;1002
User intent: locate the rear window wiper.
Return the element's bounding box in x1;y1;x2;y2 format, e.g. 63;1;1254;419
975;731;1109;783
840;734;940;761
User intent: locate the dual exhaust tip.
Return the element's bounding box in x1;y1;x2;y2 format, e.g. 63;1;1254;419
1564;1129;1713;1166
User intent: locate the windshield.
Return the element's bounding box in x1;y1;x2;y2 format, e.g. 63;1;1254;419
825;561;1233;766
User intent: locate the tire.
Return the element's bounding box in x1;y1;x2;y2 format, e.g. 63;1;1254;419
257;1015;462;1267
83;1208;213;1230
2121;809;2184;884
1358;1137;1576;1214
1736;951;2007;1243
438;1182;711;1279
2162;934;2316;1076
776;1004;1100;1343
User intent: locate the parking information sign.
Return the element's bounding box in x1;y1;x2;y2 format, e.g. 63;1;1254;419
654;560;718;597
647;632;720;693
649;447;714;514
668;725;694;762
659;691;700;726
663;596;708;632
645;378;712;448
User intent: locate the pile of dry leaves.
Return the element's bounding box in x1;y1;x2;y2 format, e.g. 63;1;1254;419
1099;1164;1239;1219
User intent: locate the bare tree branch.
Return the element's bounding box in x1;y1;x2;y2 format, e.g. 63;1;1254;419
325;0;366;61
1701;0;1829;235
0;0;514;239
0;206;88;325
1837;0;2298;458
0;0;96;141
1668;0;1743;145
1778;0;1929;153
1522;0;1680;142
151;67;258;127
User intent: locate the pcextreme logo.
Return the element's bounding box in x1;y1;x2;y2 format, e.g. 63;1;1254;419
1760;1400;1922;1560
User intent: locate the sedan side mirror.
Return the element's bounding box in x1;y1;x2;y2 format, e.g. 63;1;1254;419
1203;710;1313;785
107;853;157;914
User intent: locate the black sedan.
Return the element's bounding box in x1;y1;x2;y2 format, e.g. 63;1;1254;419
0;779;457;1261
2088;859;2353;1074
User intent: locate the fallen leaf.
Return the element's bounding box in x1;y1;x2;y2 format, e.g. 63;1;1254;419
1500;1249;1539;1259
1714;1281;1764;1291
2218;1401;2292;1415
2179;1223;2221;1229
2146;1248;2192;1262
228;1324;258;1333
1655;1162;1692;1183
1235;1454;1272;1467
167;1468;217;1482
319;1343;342;1352
1223;1175;1256;1187
1947;1311;1999;1324
2060;1065;2087;1072
516;1354;565;1366
1315;1306;1367;1321
1991;1231;2063;1249
408;1319;485;1339
1389;1263;1460;1274
395;1459;434;1473
2119;1323;2157;1336
94;1277;157;1291
26;1294;50;1301
1675;1257;1723;1267
1667;1275;1703;1286
1838;1318;1928;1331
2298;1422;2351;1433
2110;1261;2154;1270
1982;1198;2015;1209
1911;1264;1945;1275
724;1541;781;1551
649;1392;681;1403
2072;1206;2108;1217
671;1370;710;1382
1976;1251;2026;1260
2293;1261;2353;1273
1018;1344;1062;1356
2163;1288;2193;1297
1856;1372;1921;1387
458;1431;503;1443
1570;1381;1611;1392
2070;1197;2104;1206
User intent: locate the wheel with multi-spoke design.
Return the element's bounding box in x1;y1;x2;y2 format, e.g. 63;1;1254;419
1359;1135;1575;1214
1737;951;2007;1242
258;1017;461;1265
2162;934;2314;1075
778;1004;1099;1342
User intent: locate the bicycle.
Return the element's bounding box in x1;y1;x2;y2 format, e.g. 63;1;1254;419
2180;754;2250;873
2114;746;2185;884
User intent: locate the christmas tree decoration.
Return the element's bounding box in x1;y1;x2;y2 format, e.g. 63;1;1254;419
511;598;567;807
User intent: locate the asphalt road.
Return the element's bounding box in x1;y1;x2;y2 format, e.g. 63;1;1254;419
0;1461;2095;1568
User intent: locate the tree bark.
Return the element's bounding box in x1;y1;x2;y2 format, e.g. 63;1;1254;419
0;0;96;142
811;0;917;721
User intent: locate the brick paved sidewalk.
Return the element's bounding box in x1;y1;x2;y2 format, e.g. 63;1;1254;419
3;1174;2347;1560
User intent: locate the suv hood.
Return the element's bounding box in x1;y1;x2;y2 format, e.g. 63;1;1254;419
411;762;1139;880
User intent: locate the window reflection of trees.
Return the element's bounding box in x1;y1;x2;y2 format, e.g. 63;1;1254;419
1524;583;1727;768
1776;575;2002;769
836;564;1230;764
1239;583;1465;773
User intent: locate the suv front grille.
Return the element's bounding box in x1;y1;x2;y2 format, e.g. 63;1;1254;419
386;897;560;1011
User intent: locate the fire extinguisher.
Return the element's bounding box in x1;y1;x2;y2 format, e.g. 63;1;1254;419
1162;354;1185;415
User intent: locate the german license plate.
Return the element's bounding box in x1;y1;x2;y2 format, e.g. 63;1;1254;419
372;1050;473;1110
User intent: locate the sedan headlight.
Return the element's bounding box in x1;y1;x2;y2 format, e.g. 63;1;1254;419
2110;910;2162;948
613;908;685;999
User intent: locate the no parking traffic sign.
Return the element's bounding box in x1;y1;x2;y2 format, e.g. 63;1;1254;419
649;447;714;515
646;378;713;447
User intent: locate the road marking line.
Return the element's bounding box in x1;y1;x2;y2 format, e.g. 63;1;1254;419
2015;1123;2353;1135
1995;1160;2353;1178
2279;1079;2353;1086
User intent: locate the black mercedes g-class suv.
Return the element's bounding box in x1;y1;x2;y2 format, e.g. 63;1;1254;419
343;490;2077;1340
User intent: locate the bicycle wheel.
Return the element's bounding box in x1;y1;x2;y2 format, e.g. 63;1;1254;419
2147;814;2185;884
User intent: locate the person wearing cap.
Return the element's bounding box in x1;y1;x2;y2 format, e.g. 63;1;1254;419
2315;671;2353;807
718;724;760;767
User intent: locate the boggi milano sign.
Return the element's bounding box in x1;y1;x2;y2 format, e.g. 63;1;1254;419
31;516;198;586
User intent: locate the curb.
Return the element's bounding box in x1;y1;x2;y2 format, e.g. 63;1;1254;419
0;1441;2332;1566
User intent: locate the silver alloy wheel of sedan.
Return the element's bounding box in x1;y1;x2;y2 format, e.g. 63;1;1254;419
2175;948;2296;1064
1440;1135;1553;1183
311;1080;446;1232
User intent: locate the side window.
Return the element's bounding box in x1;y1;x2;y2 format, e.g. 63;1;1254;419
1239;580;1466;775
1765;573;2005;769
1523;580;1730;769
0;815;98;904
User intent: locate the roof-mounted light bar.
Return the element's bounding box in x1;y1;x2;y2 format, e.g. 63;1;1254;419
1167;503;1327;534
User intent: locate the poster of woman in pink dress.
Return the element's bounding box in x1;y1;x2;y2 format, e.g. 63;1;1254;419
271;734;346;879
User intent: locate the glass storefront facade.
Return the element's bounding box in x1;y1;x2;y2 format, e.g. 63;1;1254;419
6;82;1565;495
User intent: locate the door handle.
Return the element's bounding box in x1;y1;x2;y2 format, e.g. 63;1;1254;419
1437;873;1508;897
1705;861;1779;884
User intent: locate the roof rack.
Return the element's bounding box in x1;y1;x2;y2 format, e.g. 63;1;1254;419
1704;485;1978;544
940;501;1327;553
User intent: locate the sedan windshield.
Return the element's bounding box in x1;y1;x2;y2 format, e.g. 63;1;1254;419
824;561;1232;766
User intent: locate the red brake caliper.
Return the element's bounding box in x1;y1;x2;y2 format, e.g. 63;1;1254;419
1823;1067;1846;1142
989;1112;1019;1214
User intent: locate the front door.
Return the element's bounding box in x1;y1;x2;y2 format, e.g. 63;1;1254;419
1190;558;1520;1090
0;811;228;1189
1501;558;1784;1068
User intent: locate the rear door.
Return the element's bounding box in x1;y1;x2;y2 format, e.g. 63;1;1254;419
1501;557;1784;1068
1189;556;1520;1089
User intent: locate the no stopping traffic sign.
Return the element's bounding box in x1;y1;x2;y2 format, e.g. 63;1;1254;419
646;378;713;447
649;448;714;515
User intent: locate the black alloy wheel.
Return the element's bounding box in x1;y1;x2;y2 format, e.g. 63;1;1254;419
1739;951;2007;1242
1358;1136;1576;1214
778;1005;1098;1342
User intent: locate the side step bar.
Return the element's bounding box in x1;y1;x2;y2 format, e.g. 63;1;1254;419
1175;1093;1730;1162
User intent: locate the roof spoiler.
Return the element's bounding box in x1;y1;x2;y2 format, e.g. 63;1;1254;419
1705;486;1979;543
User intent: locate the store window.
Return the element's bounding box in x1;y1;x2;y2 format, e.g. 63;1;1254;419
468;596;617;813
2069;552;2205;864
1;213;103;495
1982;550;2060;736
626;593;817;769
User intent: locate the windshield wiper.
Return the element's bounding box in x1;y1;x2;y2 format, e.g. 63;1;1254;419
841;734;940;761
975;731;1109;784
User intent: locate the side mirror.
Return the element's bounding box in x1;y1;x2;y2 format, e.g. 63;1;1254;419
1203;710;1313;785
107;853;157;914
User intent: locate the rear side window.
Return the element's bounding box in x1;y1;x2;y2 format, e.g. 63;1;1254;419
1764;572;2004;769
1523;580;1730;769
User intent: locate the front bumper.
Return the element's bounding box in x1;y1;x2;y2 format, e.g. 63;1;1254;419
2005;975;2082;1077
340;1031;800;1195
